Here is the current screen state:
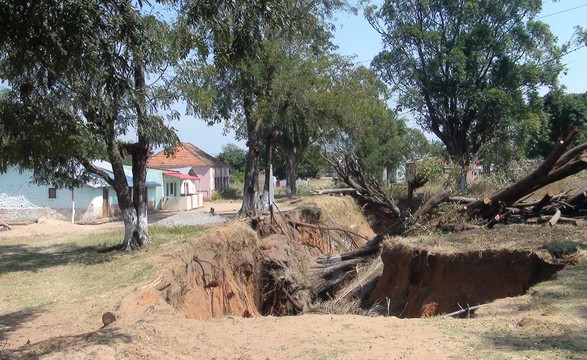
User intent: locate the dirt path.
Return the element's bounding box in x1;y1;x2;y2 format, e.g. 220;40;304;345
0;217;123;239
6;312;469;360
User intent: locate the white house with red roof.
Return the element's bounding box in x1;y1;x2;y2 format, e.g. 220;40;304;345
147;143;229;200
158;169;203;211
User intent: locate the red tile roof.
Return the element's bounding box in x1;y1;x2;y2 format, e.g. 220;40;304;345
162;170;200;180
147;143;226;169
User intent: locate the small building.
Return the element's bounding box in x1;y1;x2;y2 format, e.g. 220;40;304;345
147;143;229;200
160;169;203;211
0;163;161;223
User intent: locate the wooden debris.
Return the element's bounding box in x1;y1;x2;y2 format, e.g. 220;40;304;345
467;127;587;219
532;191;555;213
313;188;355;196
548;209;562;226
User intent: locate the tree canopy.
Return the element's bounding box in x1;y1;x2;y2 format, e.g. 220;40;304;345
176;0;347;212
0;0;180;249
322;64;410;183
368;0;564;188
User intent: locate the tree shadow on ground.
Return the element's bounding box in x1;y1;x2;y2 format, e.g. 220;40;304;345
481;261;587;358
0;307;45;342
484;330;587;357
0;242;119;275
0;327;132;359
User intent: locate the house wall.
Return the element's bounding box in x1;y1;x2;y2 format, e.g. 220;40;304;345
179;180;198;195
161;193;203;211
162;174;180;198
191;166;213;199
0;167;107;222
190;166;230;199
215;166;230;190
146;168;164;210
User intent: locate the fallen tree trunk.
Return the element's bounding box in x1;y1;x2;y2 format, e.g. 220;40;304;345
312;188;356;195
467;127;587;219
309;188;452;295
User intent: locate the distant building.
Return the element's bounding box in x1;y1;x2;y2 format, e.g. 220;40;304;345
147;143;229;200
0;163;161;223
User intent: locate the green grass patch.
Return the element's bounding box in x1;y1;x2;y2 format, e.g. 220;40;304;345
0;225;207;315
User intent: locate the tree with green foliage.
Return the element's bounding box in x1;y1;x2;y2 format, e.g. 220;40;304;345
218;143;247;183
529;90;587;158
274;143;325;181
218;144;247;174
323;65;409;184
0;1;179;250
404;128;431;160
177;0;346;214
353;109;409;182
296;144;325;180
367;0;564;189
261;45;347;196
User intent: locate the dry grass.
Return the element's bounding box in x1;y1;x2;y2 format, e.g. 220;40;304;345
392;223;587;255
298;195;375;240
0;225;206;316
436;257;587;359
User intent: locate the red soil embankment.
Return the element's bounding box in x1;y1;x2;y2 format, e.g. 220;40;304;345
368;240;564;318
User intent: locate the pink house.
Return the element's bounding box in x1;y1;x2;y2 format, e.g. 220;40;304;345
147;143;229;200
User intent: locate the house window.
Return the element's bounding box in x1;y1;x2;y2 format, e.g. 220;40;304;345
48;188;57;199
169;182;175;197
215;176;228;190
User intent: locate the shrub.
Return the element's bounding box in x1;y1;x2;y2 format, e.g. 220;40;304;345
230;171;245;184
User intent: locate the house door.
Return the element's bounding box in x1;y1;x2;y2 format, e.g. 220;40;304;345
102;188;109;218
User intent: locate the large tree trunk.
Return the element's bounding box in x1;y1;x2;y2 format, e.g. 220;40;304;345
239;90;263;217
284;151;298;196
241;144;262;216
456;165;468;191
83;114;147;250
128;146;150;249
129;55;150;248
110;160;144;251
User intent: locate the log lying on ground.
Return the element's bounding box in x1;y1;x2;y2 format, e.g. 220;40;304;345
467;127;587;219
312;188;356;196
526;215;586;226
308;188;452;295
566;191;587;211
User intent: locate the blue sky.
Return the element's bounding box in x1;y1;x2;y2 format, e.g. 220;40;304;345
172;0;587;156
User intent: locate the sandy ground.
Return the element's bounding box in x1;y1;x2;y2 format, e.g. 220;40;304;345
0;201;468;360
0;217;123;239
1;196;585;360
0;199;296;239
36;314;468;360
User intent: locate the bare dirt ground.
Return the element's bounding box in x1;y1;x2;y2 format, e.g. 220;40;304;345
1;196;586;359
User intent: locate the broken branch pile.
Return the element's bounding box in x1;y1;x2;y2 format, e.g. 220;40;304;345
455;127;587;229
313;128;587;297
